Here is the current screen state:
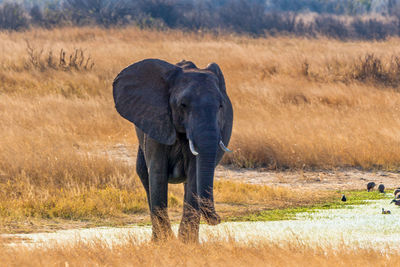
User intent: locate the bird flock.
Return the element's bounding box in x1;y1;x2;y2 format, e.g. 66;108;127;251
341;182;400;214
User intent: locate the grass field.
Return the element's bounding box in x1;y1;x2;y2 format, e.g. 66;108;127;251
2;26;400;266
2;27;400;169
1;238;399;267
1;27;400;231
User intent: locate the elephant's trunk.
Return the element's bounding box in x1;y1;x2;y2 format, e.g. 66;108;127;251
193;131;220;225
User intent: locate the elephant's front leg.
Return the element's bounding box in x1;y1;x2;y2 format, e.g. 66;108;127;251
178;159;201;242
146;143;173;241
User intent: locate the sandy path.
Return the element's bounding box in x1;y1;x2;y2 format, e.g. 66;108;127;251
216;166;400;191
103;143;400;191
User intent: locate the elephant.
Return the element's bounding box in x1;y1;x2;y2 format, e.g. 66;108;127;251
113;58;233;242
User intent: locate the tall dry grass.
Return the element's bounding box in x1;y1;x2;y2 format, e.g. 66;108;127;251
0;96;331;228
2;27;400;169
1;238;399;267
1;27;400;226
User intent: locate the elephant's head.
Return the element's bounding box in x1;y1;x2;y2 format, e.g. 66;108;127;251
113;59;233;224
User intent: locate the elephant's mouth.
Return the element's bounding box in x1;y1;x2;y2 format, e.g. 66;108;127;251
189;139;232;156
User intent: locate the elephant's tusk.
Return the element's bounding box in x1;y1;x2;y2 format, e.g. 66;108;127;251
189;140;199;156
219;140;232;153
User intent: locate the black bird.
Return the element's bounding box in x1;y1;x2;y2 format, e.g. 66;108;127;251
390;191;400;205
378;183;385;193
367;182;376;192
391;199;400;206
393;188;400;197
382;208;391;214
341;194;347;202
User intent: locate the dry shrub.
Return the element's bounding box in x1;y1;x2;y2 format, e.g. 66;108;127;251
351;53;400;86
25;41;95;72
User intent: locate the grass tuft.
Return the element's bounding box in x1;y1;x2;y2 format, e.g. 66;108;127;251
237;190;389;222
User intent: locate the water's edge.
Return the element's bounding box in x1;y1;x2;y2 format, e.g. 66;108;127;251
2;199;399;251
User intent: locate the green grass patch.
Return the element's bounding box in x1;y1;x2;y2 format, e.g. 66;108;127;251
229;190;391;222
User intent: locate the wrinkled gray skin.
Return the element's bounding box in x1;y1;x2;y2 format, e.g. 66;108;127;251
113;59;233;242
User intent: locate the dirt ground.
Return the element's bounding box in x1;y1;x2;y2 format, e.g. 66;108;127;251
216;166;400;191
104;143;400;191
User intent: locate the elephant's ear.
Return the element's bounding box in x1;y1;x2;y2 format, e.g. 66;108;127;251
206;63;227;94
206;63;233;145
113;59;181;145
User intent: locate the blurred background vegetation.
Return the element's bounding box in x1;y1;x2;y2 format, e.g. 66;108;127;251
1;0;400;40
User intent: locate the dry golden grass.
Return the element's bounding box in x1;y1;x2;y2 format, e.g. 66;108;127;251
1;238;399;267
1;26;400;228
0;90;332;230
2;27;400;169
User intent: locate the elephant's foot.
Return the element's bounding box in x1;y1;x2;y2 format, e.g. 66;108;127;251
151;222;175;242
151;228;174;242
151;212;174;242
178;213;200;243
202;210;221;225
199;201;221;225
178;226;199;243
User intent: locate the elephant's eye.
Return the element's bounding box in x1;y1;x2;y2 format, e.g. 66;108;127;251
219;104;223;109
181;103;187;109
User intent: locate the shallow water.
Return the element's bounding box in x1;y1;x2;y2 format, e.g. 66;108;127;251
3;199;400;251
